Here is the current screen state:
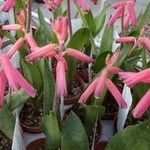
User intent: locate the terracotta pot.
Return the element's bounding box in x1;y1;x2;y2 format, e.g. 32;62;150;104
20;122;41;133
26;138;45;150
94;141;108;150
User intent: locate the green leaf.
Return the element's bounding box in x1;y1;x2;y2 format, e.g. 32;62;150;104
117;44;132;67
132;84;150;107
21;60;43;92
67;27;90;49
84;105;105;136
14;0;24;13
106;120;150;150
40;59;55;115
6;90;29;111
66;27;91;88
83;11;96;34
92;51;112;73
38;8;57;43
137;2;150;31
99;25;114;53
0;30;16;43
34;26;48;46
42;111;61;150
0;104;15;139
94;6;107;36
61;112;90;150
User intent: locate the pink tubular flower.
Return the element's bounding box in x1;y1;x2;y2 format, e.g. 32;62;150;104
138;37;150;52
79;67;127;107
119;68;150;87
108;5;124;27
107;66;123;74
124;14;131;29
65;48;93;63
79;51;126;107
0;0;15;12
0;71;7;106
74;0;91;11
0;54;36;98
116;36;136;43
17;10;26;26
51;16;69;44
133;90;150;118
56;56;67;96
43;0;63;10
106;79;127;108
108;0;137;29
25;44;57;61
7;37;24;59
2;24;23;31
126;1;137;27
79;78;98;103
105;50;120;66
94;69;108;98
25;33;38;49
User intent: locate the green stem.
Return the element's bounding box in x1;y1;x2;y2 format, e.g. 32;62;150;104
121;9;125;37
7;86;12;105
67;0;73;37
142;49;147;69
26;0;32;33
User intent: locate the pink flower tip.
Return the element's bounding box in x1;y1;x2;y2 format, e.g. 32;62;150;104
51;16;69;44
66;48;93;63
116;36;136;43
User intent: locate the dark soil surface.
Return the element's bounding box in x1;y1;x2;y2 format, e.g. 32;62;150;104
62;78;83;105
0;131;12;150
20;100;44;128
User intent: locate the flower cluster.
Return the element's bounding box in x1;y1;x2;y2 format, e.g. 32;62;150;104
80;51;127;108
108;0;137;29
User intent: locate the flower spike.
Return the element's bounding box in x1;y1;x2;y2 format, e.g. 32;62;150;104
65;48;93;63
133;90;150;118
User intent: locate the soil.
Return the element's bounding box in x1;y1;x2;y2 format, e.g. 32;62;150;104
20;99;44;128
61;77;83;105
104;92;118;114
0;131;12;150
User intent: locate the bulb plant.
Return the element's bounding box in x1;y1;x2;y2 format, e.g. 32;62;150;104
0;0;150;149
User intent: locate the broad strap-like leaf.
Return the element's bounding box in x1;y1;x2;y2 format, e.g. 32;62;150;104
38;8;57;43
92;51;112;73
0;103;15;139
39;59;55;115
41;111;61;150
21;59;43;92
66;27;91;89
83;11;96;35
34;26;48;46
106;119;150;150
61;111;90;150
84;104;105;136
137;2;150;32
94;6;107;36
6;90;29;111
99;25;114;53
